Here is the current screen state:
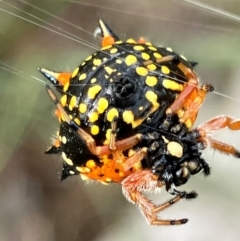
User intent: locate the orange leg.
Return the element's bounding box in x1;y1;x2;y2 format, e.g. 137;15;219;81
208;138;240;158
165;62;199;116
124;148;148;171
179;84;213;124
198;115;240;133
197;115;240;157
121;170;196;225
77;127;142;156
144;56;214;130
144;55;201;116
170;83;213;132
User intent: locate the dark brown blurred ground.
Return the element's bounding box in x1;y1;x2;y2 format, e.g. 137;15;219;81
1;0;240;240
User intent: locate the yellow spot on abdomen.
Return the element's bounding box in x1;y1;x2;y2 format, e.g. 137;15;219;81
87;85;102;99
122;110;134;124
125;55;137;66
145;76;158;87
141;52;150;60
105;178;112;182
71;67;79;78
91;125;99;135
61;136;67;144
104;66;114;75
93;58;102;66
63;81;69;92
62;152;73;166
89;111;99;122
86;160;96;169
107;108;119;122
136;67;148;76
145;91;160;109
79;73;87;81
76;166;91;173
74;118;81;126
134;45;145;51
147;64;157;71
154;52;162;59
79;103;87;113
162;79;183;91
97;97;109;114
126;38;136;43
149;46;157;51
91;78;96;83
60;94;67;107
116;59;122;64
161;65;170;75
85;55;92;61
101;45;112;50
110;48;118;54
69;95;77;111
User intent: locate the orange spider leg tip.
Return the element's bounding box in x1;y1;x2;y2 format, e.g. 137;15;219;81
102;36;115;47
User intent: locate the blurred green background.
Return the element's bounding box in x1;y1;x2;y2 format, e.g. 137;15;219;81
1;0;240;240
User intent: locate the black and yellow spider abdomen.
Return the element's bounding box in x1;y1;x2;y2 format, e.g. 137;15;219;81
62;41;192;145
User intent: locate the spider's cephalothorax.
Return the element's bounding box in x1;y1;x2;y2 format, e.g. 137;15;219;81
41;19;240;225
